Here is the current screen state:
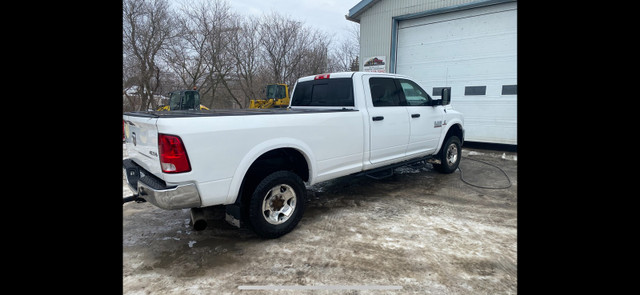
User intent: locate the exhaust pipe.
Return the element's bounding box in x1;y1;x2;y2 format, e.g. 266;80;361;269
190;208;207;231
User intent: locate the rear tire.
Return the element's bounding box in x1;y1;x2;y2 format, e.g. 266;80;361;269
247;170;306;239
433;136;461;174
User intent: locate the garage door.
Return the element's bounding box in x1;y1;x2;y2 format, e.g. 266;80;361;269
395;1;517;145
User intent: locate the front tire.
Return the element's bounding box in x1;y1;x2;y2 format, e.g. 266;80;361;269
433;136;461;174
247;170;306;239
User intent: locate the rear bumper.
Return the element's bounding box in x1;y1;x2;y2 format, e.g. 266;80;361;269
123;159;201;209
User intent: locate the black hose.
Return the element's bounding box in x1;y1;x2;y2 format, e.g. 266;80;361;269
457;157;512;189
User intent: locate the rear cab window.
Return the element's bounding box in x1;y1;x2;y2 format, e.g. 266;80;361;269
291;78;354;107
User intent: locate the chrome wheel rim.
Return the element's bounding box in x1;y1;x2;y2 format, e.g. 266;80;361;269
262;184;297;225
446;144;458;166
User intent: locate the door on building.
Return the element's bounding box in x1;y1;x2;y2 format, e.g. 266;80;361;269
395;1;517;144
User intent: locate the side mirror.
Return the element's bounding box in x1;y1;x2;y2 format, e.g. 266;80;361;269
441;88;451;105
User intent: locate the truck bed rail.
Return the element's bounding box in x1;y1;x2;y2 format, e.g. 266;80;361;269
124;108;357;118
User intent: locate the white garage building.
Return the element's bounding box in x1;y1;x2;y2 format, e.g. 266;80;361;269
347;0;517;145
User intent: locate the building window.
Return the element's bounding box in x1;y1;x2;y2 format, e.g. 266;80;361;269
502;85;517;95
464;86;486;95
432;87;451;97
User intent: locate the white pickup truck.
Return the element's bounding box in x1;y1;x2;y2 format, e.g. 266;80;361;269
123;72;464;238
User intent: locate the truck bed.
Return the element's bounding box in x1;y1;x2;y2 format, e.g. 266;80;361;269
124;108;356;118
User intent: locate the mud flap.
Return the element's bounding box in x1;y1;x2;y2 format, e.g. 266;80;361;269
225;204;242;228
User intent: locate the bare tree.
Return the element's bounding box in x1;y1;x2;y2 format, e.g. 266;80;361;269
348;23;361;71
123;0;174;111
228;16;264;107
259;12;329;87
163;2;208;92
293;36;330;78
172;0;244;108
123;1;355;111
328;22;360;72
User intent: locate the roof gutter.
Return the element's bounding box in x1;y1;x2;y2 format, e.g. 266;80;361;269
345;0;380;23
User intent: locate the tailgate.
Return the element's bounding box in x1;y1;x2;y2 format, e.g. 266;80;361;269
123;114;162;178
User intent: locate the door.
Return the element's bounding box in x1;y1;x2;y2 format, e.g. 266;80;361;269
395;1;517;144
365;76;410;165
399;79;444;156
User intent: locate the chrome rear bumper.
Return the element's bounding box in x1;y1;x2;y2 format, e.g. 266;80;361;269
123;159;201;210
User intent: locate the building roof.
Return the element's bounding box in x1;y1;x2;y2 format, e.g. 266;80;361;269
346;0;516;23
345;0;381;23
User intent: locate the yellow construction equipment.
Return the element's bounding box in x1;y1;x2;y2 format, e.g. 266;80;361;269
249;83;290;109
157;89;209;111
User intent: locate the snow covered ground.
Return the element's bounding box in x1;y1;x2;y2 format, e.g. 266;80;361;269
123;144;517;294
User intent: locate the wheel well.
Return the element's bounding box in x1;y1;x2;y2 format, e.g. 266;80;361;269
250;148;309;181
445;123;464;144
237;148;309;214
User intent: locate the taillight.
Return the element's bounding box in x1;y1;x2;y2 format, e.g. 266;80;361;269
314;74;330;80
158;134;191;173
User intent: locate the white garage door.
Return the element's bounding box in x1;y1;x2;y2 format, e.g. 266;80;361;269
396;2;517;145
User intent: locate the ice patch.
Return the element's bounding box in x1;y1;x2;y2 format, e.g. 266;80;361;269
188;240;197;248
160;237;180;241
501;153;517;161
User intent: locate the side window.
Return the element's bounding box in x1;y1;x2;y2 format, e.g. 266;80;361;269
399;79;431;106
169;92;181;110
369;78;404;107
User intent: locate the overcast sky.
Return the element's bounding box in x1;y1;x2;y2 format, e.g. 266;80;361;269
226;0;361;43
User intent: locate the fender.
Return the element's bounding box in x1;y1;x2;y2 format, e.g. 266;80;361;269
224;137;316;204
434;119;464;155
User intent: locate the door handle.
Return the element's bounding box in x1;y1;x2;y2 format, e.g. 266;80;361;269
411;114;420;118
372;116;384;121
